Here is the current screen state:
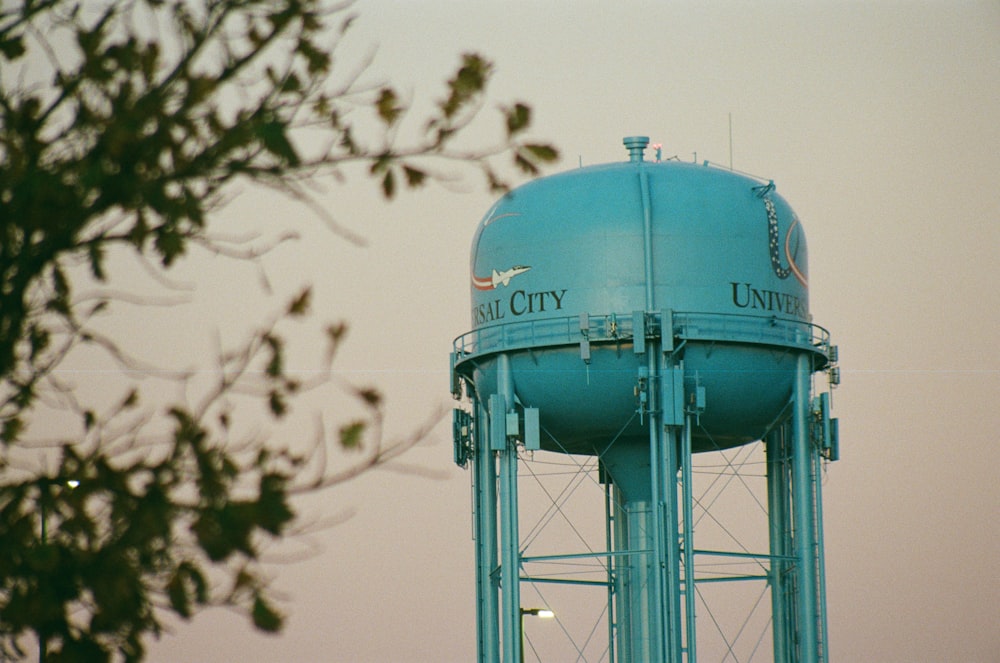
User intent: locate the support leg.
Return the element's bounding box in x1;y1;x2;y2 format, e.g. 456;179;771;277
792;353;819;662
766;427;791;663
495;355;521;663
473;394;499;662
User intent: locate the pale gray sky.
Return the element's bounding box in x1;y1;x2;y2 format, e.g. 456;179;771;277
135;1;999;661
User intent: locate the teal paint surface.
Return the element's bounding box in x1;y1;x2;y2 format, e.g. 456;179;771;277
452;138;839;662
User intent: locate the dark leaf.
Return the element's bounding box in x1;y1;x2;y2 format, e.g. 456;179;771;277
2;417;23;443
52;264;70;303
375;87;402;126
505;103;531;136
29;324;50;360
167;573;191;618
485;166;509;194
514;152;539;175
440;53;492;119
369;152;391;174
355;387;382;407
339;126;358;154
154;228;185;266
121;388;139;409
281;72;302;93
339;421;366;450
286;288;311;317
187;563;209;604
193;512;231;562
314;94;331;117
268;390;287;417
326;322;348;345
259;120;300;166
523;143;559;162
88;241;106;280
0;35;25;60
252;593;284;632
298;37;330;75
326;322;348;358
256;473;293;534
264;334;283;377
381;169;395;198
403;165;426;187
128;212;149;247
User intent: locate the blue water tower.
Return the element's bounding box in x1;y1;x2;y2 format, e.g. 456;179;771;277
451;137;839;662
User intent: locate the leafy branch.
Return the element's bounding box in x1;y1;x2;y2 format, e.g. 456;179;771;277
0;0;558;659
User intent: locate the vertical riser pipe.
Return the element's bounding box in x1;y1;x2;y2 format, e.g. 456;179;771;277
793;353;819;662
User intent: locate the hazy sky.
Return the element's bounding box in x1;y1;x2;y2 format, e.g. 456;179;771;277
133;1;999;661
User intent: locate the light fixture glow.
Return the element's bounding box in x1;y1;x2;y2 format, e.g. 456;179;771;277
520;607;554;619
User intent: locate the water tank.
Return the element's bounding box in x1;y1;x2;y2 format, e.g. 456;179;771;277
453;137;829;453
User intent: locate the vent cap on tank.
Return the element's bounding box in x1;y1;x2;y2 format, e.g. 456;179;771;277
622;135;649;162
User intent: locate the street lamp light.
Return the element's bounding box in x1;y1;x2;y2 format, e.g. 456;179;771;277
519;607;554;662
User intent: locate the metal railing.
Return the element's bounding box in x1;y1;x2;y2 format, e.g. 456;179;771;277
453;310;831;364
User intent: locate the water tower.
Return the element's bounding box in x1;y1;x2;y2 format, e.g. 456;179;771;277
450;137;839;662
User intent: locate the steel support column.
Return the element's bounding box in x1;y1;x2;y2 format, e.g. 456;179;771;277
766;427;792;663
473;392;499;663
814;433;830;662
496;354;522;663
792;353;819;662
656;350;684;663
681;416;697;662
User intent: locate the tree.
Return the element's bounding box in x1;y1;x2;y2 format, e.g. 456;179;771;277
0;0;557;659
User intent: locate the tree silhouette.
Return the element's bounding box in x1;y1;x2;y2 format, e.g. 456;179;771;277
0;1;557;659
